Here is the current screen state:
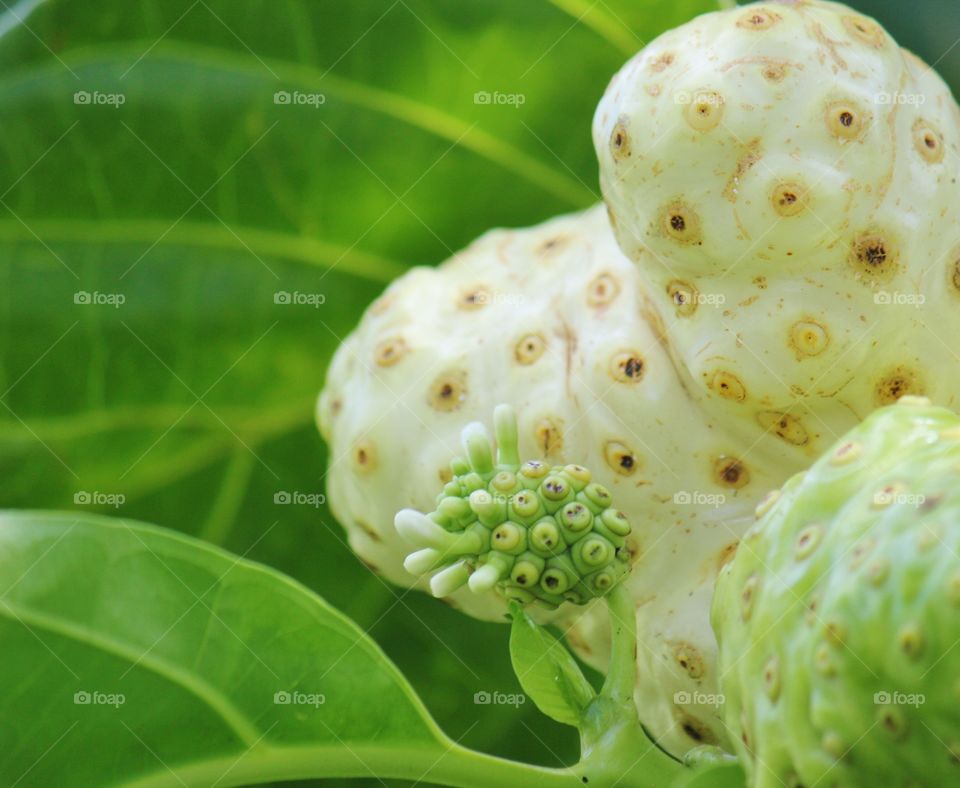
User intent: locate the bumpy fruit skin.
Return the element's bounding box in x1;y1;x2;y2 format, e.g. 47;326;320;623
321;0;960;759
594;0;960;460
396;405;633;606
319;205;795;754
714;397;960;787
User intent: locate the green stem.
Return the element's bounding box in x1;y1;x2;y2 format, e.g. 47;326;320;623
122;742;584;788
574;584;685;787
601;582;638;705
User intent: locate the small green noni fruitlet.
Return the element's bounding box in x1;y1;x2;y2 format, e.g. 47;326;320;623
713;396;960;786
396;405;633;608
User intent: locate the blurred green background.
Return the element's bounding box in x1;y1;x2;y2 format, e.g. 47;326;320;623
0;0;955;784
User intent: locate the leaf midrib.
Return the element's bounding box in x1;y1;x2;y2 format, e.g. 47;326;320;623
0;598;263;746
0;218;406;284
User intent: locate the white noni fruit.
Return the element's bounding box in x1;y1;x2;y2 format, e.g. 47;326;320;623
320;205;801;755
593;0;960;460
320;0;960;762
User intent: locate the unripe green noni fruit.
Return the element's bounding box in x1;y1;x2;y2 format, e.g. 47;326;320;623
397;405;633;607
594;0;960;463
714;397;960;786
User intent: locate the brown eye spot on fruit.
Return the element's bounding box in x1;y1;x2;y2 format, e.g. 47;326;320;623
763;655;781;700
757;411;810;446
684;90;725;132
830;441;861;465
538;235;570;256
428;370;467;411
610;115;631;161
875;366;924;406
771;182;809;217
842;14;886;48
352;440;377;474
458;287;489;310
913;119;945;164
667;280;699;316
761;64;786;82
898;623;925;660
534;417;564;457
951;251;960;293
660;201;702;244
714;455;750;489
706;369;747;402
741;574;758;620
850;231;899;282
676;714;719;746
789;319;830;358
737;8;781;30
672;642;705;679
374;336;408;367
604;440;638;475
877;707;908;739
587;272;621;307
515;333;546;365
610;352;646;383
716;541;739;570
825;101;869;141
794;524;823;559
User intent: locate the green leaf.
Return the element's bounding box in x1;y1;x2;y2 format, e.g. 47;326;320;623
0;510;590;788
0;510;447;786
509;601;596;727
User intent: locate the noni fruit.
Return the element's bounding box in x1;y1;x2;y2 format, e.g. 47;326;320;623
714;397;960;786
594;0;960;457
319;205;794;753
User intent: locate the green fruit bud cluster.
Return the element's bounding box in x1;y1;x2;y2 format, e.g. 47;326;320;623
396;405;633;608
713;397;960;786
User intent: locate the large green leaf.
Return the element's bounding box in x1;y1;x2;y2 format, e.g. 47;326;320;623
0;0;724;772
0;511;442;785
0;510;593;787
